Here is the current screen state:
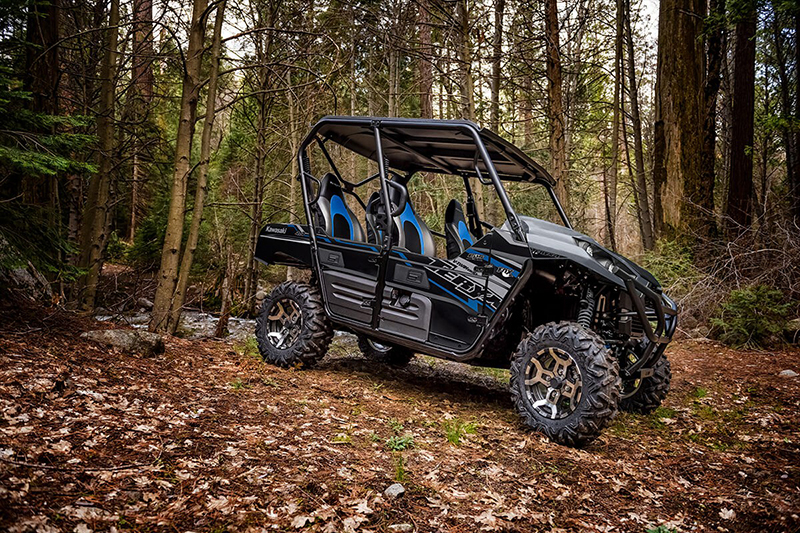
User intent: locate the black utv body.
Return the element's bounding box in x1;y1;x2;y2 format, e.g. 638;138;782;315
254;116;677;446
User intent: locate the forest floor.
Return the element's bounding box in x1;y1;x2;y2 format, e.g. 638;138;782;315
1;298;799;533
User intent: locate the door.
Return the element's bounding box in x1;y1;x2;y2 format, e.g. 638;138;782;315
316;235;382;325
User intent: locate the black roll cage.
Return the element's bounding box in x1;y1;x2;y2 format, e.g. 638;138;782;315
297;117;571;260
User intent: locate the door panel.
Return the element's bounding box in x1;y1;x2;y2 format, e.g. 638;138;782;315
316;236;381;325
384;249;489;350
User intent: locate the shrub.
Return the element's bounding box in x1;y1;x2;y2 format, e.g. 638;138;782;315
442;418;477;446
710;285;793;348
385;434;414;451
640;240;701;294
105;231;130;263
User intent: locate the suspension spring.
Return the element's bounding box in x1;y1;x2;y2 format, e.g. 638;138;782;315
578;287;595;329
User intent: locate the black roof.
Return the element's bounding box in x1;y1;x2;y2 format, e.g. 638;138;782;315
307;116;556;187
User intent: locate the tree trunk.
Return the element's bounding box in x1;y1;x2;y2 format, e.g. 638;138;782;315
624;0;654;250
606;0;623;251
772;3;795;220
695;0;724;243
215;239;233;338
653;0;705;237
544;0;569;213
24;0;59;117
490;0;504;131
792;8;800;220
75;0;119;312
129;0;155;242
456;0;483;219
167;0;227;333
150;0;209;332
418;0;433;119
457;0;476;121
726;2;757;234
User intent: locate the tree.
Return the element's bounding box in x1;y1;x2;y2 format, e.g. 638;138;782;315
698;0;725;241
653;0;706;239
489;0;504;132
168;0;227;332
150;0;210;333
418;0;434;119
624;0;654;250
606;0;624;251
726;0;757;233
129;0;155;242
544;0;569;213
75;0;120;311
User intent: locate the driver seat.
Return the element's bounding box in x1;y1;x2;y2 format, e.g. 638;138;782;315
445;199;476;259
314;173;365;242
365;184;435;257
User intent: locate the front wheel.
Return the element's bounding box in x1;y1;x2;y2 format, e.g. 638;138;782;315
510;322;620;447
620;355;671;414
256;281;333;368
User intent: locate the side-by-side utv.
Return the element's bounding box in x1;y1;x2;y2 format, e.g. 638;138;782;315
253;116;677;446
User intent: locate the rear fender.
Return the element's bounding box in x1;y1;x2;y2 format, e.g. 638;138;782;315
254;223;312;268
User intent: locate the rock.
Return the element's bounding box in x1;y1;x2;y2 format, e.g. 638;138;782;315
779;369;798;378
81;329;164;357
786;318;800;343
0;261;53;301
383;483;405;499
387;524;413;533
136;297;154;310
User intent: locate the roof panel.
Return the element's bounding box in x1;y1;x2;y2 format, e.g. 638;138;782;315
309;116;555;186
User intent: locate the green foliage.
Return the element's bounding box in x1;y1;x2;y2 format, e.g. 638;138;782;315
640;240;701;294
646;527;677;533
711;285;793;348
127;204;168;268
393;454;407;482
0;65;94;284
0;68;96;178
0;203;83;282
230;378;250;390
105;231;130;264
442;418;477;446
385;434;415;451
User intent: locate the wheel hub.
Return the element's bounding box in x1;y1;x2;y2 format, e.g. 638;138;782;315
524;347;583;420
266;298;302;349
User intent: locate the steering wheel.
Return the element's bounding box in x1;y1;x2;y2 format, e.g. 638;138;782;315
385;179;408;217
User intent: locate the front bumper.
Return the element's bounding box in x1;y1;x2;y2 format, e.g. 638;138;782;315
617;270;678;379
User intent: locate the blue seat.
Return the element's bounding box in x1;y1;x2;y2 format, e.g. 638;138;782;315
315;174;365;242
445;199;476;259
365;184;435;257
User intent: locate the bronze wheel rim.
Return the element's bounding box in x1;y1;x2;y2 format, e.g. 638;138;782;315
524;347;583;420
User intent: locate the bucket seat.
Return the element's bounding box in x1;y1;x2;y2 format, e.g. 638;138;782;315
314;173;365;242
445;199;476;259
365;183;435;257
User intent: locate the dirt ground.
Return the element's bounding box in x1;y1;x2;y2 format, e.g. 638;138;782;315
1;299;798;533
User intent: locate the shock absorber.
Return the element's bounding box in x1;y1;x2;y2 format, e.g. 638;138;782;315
578;287;595;329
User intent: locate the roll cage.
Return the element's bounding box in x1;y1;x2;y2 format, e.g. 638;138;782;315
296;116;571;258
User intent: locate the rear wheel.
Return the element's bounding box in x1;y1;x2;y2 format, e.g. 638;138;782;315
620;355;671;414
256;281;333;368
357;334;414;367
510;322;620;447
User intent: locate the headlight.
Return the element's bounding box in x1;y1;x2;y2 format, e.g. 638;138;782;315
576;239;618;273
596;256;618;273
